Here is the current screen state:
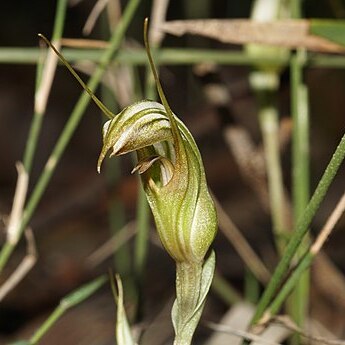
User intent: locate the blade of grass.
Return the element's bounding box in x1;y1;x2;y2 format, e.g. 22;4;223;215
251;131;345;325
264;191;345;320
257;100;290;254
4;47;345;68
290;45;310;345
28;275;107;344
23;0;68;174
134;186;150;283
213;192;271;285
288;2;311;341
0;0;142;273
247;0;291;259
244;269;260;304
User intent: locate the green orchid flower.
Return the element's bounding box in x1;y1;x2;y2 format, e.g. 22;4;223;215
39;19;217;345
97;19;218;344
97;100;217;264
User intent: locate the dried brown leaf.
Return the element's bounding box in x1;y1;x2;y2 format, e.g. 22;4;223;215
160;19;345;53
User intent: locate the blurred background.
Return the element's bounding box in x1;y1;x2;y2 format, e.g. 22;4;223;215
0;0;345;344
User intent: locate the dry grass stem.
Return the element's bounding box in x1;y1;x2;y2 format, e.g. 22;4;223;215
212;193;271;284
313;252;345;310
0;228;37;301
149;0;170;46
273;316;345;345
85;221;136;269
160;20;345;53
35;40;60;114
61;38;109;49
106;0;122;30
206;321;287;345
311;190;345;254
278;118;292;152
105;64;135;107
83;0;109;35
7;162;29;245
224;126;269;211
71;60;133;107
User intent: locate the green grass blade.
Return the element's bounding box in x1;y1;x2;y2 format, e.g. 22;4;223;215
0;0;142;273
251;132;345;324
310;20;345;47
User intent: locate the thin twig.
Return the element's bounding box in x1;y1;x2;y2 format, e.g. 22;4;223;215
106;0;122;31
85;221;136;269
6;162;29;245
149;0;170;46
0;228;37;301
35;40;60;115
83;0;109;35
312;252;345;310
311;190;345;254
273;316;345;345
23;0;68;175
212;192;271;285
61;38;109;49
206;321;284;345
223;126;269;211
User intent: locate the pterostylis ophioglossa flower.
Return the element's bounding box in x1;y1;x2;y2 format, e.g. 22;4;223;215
39;18;217;344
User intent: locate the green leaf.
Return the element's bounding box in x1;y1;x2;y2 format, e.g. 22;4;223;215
310;20;345;47
61;275;107;307
115;275;136;345
172;251;216;345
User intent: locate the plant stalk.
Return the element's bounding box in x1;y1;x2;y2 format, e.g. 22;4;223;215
4;48;345;68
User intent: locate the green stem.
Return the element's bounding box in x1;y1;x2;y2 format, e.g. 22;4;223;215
291;53;310;225
251;131;345;324
174;262;203;345
259;105;288;253
244;268;260;304
267;251;312;318
23;0;68;173
252;70;289;254
212;271;242;305
290;0;302;18
290;49;310;337
29;275;107;344
3;48;345;68
134;185;150;281
172;252;215;345
0;0;141;273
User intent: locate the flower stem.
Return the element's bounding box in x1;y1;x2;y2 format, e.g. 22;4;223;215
174;261;203;345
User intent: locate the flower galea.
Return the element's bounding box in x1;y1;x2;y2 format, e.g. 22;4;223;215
97;100;217;264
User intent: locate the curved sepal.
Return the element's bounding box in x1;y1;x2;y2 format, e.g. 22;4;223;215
98;99;217;263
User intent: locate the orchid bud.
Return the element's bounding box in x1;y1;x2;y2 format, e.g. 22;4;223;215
98;100;217;264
